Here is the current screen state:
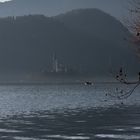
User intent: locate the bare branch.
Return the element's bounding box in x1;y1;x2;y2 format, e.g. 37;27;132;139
108;67;140;100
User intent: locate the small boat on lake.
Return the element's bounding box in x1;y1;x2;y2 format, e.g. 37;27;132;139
84;81;93;86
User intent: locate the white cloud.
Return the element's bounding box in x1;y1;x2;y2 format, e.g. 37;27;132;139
0;0;11;2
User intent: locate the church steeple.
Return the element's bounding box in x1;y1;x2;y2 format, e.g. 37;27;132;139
52;53;59;73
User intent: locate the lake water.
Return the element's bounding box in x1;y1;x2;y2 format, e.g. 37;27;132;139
0;83;140;139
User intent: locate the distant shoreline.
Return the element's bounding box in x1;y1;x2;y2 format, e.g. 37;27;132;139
0;81;124;86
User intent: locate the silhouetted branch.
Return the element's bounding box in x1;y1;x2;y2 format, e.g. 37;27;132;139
111;67;140;85
108;67;140;100
106;1;140;100
107;82;140;100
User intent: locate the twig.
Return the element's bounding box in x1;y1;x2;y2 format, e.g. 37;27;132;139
108;67;140;99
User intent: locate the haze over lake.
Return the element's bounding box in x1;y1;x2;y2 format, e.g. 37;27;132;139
0;0;139;140
0;82;140;140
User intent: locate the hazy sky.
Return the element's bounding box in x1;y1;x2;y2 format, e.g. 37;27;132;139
0;0;129;20
77;0;128;20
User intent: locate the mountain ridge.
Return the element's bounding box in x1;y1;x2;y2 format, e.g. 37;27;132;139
0;8;138;77
0;0;124;19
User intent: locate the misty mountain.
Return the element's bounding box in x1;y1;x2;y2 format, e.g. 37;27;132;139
0;0;103;17
0;9;139;76
55;9;127;42
0;0;123;18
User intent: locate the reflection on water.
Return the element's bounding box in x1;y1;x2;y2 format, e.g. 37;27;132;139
0;106;140;140
0;84;139;139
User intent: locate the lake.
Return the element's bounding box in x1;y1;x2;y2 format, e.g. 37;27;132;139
0;83;140;139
